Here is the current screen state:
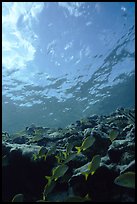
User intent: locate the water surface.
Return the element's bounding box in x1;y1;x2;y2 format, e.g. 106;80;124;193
2;2;135;133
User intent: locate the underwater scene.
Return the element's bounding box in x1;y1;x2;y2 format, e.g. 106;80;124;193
2;2;135;202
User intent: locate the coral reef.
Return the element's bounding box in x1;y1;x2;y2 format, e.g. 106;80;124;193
2;108;135;202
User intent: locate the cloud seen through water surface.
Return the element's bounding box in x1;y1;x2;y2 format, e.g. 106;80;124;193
2;2;44;70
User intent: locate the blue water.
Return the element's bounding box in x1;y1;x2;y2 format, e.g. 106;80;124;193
2;2;135;134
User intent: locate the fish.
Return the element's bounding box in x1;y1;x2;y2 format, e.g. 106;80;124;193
44;146;56;160
32;147;47;160
114;172;135;189
33;153;38;161
45;176;51;184
108;129;119;142
88;154;101;175
81;170;91;180
33;146;56;161
52;164;69;181
55;151;65;164
66;143;74;155
12;194;24;202
62;151;67;159
83;128;92;137
75;136;95;154
38;147;48;157
63;152;76;164
43;180;56;199
81;154;101;180
62;147;75;160
44;164;69;195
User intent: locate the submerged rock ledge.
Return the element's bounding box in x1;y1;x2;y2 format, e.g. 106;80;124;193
2;108;135;202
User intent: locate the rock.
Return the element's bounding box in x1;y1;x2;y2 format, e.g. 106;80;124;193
69;174;87;197
75;120;81;126
87;114;98;120
26;127;35;135
120;160;135;174
48;132;62;139
2;142;56;202
122;124;133;136
66;153;88;169
86;166;118;202
108;147;123;163
2;142;41;158
13;136;28;144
